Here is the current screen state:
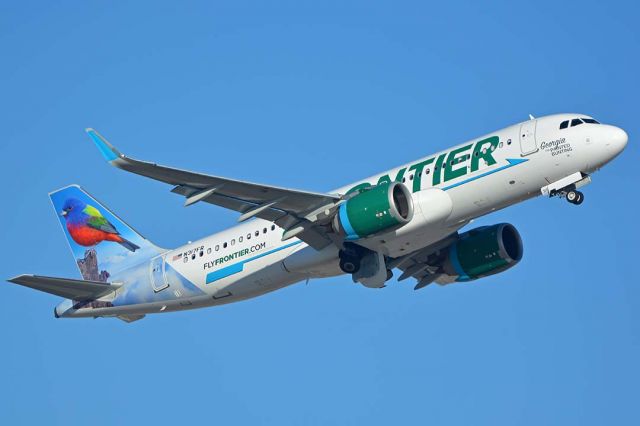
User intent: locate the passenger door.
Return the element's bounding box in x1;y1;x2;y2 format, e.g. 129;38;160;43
519;120;538;156
149;255;169;292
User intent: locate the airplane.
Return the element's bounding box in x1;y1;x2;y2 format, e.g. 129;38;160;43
7;113;627;322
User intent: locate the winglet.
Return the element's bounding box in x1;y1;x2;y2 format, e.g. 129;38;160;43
86;128;123;162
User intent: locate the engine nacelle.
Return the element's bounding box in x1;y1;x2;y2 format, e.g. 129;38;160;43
334;182;414;240
441;223;523;282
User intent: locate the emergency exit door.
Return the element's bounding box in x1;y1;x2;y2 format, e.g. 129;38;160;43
519;120;538;156
150;255;169;292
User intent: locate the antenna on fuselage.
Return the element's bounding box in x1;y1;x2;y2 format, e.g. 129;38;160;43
529;114;535;120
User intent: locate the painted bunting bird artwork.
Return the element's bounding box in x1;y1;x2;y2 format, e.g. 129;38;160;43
61;198;140;252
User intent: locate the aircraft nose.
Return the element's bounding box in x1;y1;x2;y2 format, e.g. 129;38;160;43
607;126;628;156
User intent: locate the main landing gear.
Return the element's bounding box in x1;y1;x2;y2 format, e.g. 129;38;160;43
566;189;584;205
339;243;390;288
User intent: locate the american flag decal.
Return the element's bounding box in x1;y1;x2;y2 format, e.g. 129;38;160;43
172;253;183;262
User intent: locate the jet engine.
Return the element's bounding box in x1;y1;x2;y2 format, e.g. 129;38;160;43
333;182;414;240
440;223;523;282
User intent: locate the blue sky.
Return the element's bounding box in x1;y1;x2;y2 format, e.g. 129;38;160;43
1;1;638;425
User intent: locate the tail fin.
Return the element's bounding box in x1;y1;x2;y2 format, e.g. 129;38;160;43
49;185;162;281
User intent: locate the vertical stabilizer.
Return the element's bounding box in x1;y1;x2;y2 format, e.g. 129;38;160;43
49;185;162;281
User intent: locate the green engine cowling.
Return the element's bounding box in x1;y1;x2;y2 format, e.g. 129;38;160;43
334;182;414;240
443;223;523;282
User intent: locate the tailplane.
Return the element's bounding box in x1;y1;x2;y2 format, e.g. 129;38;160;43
49;185;162;281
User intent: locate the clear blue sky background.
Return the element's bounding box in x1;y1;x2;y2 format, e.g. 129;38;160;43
1;1;638;425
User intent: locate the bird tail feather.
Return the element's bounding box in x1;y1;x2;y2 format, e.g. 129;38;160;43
118;238;141;252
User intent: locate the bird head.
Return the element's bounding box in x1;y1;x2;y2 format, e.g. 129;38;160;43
60;198;86;219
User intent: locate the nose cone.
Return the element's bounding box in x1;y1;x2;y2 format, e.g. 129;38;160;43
607;126;628;157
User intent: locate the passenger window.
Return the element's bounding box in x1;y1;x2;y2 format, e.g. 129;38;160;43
239;236;243;242
223;242;228;248
560;120;569;129
207;248;211;255
191;253;196;260
255;230;259;237
271;224;276;231
263;228;267;234
183;256;188;263
215;244;219;251
247;233;251;240
571;118;583;127
199;250;204;257
231;239;235;246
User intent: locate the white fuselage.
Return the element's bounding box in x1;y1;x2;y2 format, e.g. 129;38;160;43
58;113;627;318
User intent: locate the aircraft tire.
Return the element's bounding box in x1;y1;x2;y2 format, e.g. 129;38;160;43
339;257;360;274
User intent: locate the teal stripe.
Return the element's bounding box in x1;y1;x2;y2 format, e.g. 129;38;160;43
205;263;244;283
206;240;302;284
442;158;527;191
339;203;359;240
449;243;470;282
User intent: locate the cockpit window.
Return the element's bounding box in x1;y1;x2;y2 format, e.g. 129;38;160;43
560;117;600;130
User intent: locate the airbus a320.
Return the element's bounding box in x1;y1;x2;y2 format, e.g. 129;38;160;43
8;114;627;322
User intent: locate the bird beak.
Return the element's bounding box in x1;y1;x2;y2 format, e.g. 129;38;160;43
60;210;67;217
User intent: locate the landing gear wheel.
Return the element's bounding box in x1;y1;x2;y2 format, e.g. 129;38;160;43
574;191;584;205
339;257;360;274
339;243;363;274
566;190;579;204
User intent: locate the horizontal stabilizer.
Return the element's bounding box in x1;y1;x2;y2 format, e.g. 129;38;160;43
7;274;119;301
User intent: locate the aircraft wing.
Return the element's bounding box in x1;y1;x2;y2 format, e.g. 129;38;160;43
87;129;344;250
7;275;119;301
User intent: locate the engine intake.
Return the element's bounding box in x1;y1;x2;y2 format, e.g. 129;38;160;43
334;182;414;240
442;223;523;282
